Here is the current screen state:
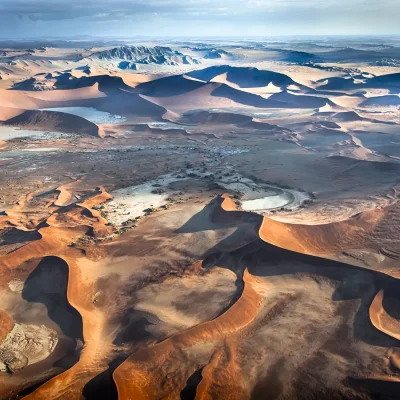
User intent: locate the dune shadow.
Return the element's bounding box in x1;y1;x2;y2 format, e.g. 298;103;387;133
180;367;204;400
381;285;400;321
22;256;83;340
175;201;219;234
82;357;125;400
176;198;262;262
0;228;41;245
175;197;262;235
113;309;159;346
347;377;400;400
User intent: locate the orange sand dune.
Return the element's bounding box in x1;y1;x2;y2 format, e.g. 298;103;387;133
54;179;87;207
259;203;382;256
22;257;113;400
187;66;299;90
112;72;163;87
0;191;47;231
370;290;400;341
46;186;112;239
135;75;206;97
0;310;14;341
0;225;88;270
196;342;246;400
53;74;133;92
221;194;400;278
54;185;78;207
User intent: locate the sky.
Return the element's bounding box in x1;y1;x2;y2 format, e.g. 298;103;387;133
0;0;399;38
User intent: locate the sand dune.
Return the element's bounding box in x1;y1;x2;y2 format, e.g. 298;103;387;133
0;186;114;396
98;91;170;119
139;79;288;112
195;342;246;400
329;95;365;108
187;65;298;89
211;84;286;108
27;83;106;101
44;73;133;93
269;90;335;108
370;290;400;341
140;82;244;112
4;110;103;137
218;194;400;277
331;111;364;122
135;75;206;97
318;72;400;93
368;73;400;91
0;106;25;121
0;90;47;109
177;110;290;134
360;95;400;107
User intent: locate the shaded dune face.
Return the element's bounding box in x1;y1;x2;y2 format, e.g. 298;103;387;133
21;256;83;342
135;75;206;97
4;110;102;137
186;66;297;89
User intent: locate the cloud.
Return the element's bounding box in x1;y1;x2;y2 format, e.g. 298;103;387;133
0;0;399;37
0;0;397;21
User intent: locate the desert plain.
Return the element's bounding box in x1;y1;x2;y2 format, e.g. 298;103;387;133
0;36;400;399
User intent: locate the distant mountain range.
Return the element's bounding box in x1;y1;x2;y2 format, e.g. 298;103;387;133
91;45;200;66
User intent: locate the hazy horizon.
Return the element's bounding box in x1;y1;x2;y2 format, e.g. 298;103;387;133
2;34;400;40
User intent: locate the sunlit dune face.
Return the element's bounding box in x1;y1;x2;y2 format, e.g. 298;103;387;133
0;311;14;342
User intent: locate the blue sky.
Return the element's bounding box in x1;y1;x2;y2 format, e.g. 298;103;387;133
0;0;399;38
